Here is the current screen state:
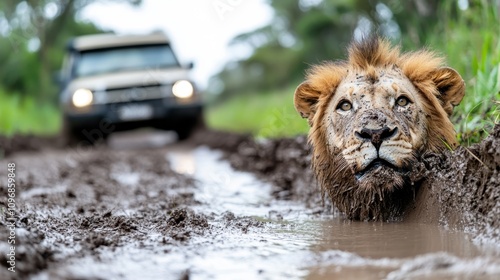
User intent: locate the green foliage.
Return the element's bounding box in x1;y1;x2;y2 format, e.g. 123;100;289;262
0;0;141;102
210;0;442;97
0;1;142;136
0;21;105;102
0;88;61;136
423;1;500;144
206;86;309;138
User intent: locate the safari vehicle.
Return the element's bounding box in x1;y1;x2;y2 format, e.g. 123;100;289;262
58;32;203;144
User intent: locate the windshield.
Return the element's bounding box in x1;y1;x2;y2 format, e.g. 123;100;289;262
74;44;179;77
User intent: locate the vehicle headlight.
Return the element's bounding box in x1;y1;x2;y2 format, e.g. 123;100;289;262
72;88;93;108
172;80;194;99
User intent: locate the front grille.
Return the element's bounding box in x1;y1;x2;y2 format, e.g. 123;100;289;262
94;85;172;104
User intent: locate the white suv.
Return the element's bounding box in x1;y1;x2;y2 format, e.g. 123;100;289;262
59;32;203;144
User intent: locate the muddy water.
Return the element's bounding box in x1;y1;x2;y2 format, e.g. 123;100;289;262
167;146;500;280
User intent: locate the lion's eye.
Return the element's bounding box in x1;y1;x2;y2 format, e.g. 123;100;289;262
396;96;410;107
337;101;352;111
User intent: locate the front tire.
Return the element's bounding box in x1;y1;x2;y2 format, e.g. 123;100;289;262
174;113;205;141
61;118;84;147
175;126;194;141
61;118;108;147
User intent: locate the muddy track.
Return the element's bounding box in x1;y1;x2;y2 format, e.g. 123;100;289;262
193;130;322;205
0;145;263;279
0;135;60;158
0;126;499;279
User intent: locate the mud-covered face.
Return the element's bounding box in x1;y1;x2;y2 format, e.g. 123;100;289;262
324;67;427;190
294;37;466;220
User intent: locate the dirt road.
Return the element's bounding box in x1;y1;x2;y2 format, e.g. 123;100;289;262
0;129;499;279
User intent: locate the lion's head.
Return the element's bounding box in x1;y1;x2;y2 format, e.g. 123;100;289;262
294;37;465;221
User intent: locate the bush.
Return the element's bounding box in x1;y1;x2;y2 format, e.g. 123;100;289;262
0;88;61;136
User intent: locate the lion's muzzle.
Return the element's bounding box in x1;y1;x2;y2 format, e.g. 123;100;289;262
355;126;398;150
345;117;413;178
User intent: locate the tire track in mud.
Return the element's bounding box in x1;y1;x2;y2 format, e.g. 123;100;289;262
0;146;265;279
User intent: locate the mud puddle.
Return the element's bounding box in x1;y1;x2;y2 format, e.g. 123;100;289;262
191;152;500;279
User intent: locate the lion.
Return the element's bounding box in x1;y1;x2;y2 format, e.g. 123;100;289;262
294;36;465;221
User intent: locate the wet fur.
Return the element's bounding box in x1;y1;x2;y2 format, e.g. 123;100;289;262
295;37;465;221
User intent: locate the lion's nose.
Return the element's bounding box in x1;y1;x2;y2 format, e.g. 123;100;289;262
356;127;398;150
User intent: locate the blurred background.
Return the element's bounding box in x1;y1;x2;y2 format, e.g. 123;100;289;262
0;0;499;144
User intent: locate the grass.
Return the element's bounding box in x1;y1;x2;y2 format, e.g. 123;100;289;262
453;43;500;144
206;86;309;138
427;2;500;145
0;88;61;136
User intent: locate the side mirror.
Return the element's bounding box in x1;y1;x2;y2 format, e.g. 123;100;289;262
52;70;64;85
53;70;68;92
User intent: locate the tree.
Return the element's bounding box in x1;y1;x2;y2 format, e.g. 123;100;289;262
0;0;142;101
209;0;463;98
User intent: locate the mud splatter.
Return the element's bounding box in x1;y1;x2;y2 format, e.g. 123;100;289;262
412;124;500;243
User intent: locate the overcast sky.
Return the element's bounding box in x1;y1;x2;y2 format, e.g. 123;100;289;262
80;0;273;89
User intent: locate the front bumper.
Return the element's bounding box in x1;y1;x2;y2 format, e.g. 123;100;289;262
64;98;203;130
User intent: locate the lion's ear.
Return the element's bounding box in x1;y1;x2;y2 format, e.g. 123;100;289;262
294;82;322;123
430;67;465;115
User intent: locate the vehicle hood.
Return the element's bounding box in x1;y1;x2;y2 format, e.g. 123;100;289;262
66;68;190;93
